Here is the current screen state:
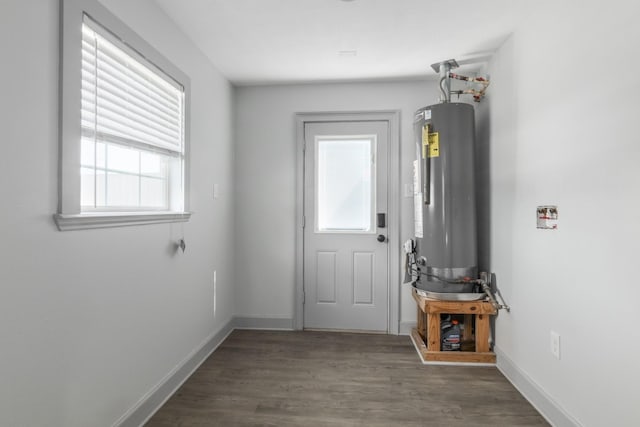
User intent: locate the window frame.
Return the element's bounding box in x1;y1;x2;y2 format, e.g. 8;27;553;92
55;0;191;231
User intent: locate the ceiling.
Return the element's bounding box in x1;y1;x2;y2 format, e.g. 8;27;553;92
153;0;530;86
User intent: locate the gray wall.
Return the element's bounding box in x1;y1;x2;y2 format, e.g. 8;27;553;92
234;2;640;425
0;1;235;426
3;0;639;425
483;2;640;426
234;80;446;328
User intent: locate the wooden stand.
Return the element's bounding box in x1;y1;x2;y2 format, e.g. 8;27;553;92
411;288;497;363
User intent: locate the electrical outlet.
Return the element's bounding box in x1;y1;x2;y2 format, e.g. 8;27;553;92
550;331;560;359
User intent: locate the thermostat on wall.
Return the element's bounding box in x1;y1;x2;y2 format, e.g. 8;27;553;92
537;206;558;229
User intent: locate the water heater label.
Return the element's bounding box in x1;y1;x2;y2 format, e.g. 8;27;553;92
421;126;429;158
428;132;440;158
414;193;423;238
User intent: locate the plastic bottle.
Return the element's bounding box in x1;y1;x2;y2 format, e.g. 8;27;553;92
441;319;461;351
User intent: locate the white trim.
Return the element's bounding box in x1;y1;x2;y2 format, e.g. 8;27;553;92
294;111;401;334
113;317;294;426
114;318;235;427
233;316;295;330
495;346;582;427
53;211;192;231
386;111;401;335
112;319;578;427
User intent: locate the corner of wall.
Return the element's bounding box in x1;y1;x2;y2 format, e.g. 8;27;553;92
115;318;235;427
495;347;581;427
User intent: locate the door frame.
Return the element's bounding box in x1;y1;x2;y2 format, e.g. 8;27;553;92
294;111;401;333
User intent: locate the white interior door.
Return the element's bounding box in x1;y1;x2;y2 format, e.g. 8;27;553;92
303;121;388;332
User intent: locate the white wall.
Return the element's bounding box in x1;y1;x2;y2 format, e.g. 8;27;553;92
0;1;234;426
234;80;446;327
3;0;636;425
486;2;640;426
235;2;640;424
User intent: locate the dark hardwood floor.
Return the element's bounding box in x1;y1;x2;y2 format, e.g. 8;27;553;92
146;330;548;426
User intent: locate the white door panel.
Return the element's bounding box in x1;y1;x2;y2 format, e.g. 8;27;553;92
353;251;374;305
316;251;337;303
304;121;388;332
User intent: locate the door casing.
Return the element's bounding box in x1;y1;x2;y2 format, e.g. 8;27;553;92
294;111;401;333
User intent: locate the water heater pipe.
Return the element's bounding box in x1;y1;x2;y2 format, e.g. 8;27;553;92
430;59;490;102
477;278;510;312
431;59;459;103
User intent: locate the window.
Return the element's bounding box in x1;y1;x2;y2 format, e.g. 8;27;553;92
315;136;376;233
80;17;184;212
55;0;191;231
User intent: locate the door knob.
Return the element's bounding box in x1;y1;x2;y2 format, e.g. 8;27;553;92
377;234;386;242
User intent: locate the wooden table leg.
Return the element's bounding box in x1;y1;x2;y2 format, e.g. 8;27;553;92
427;312;441;351
475;314;490;353
463;314;473;342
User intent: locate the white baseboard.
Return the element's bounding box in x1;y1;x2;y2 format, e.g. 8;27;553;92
495;346;582;427
120;319;577;427
233;316;294;330
114;319;235;427
114;316;293;427
399;321;416;336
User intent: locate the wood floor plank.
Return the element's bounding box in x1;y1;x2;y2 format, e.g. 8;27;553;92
146;330;548;426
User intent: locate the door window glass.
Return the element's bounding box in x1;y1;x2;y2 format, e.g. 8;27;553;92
315;136;375;232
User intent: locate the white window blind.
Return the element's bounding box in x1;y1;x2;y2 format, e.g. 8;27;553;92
80;14;185;211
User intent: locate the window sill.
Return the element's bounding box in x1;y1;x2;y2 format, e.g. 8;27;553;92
53;211;192;231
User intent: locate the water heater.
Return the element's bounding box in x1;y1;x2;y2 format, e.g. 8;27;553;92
408;59;510;310
413;102;477;293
